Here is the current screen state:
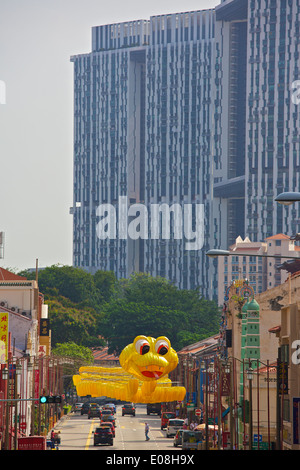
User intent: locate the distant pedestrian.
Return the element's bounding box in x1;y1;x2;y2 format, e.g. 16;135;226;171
145;422;150;441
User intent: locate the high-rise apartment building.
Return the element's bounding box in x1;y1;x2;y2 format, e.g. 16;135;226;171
214;0;300;247
245;0;300;241
213;0;248;250
70;20;150;277
70;0;300;300
70;10;216;297
144;10;215;291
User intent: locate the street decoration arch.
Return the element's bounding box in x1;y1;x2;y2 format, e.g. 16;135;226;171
73;335;186;403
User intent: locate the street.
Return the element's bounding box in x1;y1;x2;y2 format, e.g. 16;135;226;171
54;405;181;451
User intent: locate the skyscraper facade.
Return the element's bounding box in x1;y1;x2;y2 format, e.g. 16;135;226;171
70;20;150;277
214;0;300;247
70;0;300;300
245;0;300;241
70;11;216;297
144;10;215;292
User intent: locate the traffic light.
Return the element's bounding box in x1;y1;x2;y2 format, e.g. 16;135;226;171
39;395;62;404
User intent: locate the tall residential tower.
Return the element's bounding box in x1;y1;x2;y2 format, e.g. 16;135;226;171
70;11;216;297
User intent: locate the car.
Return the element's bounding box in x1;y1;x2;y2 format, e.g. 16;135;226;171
93;426;113;446
101;413;116;427
166;418;185;438
88;404;101;419
100;408;114;418
173;429;183;447
147;403;161;415
74;402;84;412
122;403;135;416
81;402;90;415
104;403;116;414
161;411;176;430
99;422;115;437
181;430;204;450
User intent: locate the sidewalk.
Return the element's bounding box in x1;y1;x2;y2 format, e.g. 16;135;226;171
47;411;73;440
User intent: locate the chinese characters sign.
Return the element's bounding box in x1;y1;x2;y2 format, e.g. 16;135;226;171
0;312;9;363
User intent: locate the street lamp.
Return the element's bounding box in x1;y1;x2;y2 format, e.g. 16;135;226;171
14;362;22;450
246;367;254;450
2;365;10;449
1;367;8;380
206;249;300;260
200;360;211;450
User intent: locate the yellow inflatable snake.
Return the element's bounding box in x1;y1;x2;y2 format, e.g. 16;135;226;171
73;335;186;403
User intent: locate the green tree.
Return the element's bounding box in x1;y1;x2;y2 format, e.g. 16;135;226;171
52;341;94;363
99;299;189;353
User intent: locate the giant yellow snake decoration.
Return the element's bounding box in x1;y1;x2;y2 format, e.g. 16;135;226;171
73;335;186;403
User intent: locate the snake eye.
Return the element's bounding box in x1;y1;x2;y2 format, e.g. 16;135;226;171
135;338;150;355
155;339;169;355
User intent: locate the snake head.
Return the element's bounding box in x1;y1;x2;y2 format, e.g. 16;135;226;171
119;335;178;381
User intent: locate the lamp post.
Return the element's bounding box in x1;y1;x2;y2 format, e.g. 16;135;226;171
246;366;253;450
223;360;234;450
201;359;212;450
14;362;22;450
206;249;300;260
2;367;9;449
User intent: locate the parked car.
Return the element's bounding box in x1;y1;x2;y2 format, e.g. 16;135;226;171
74;402;84;412
181;430;204;450
161;411;176;430
81;403;90;415
173;429;183;447
88;404;101;419
166;418;185;438
99;422;115;437
93;426;113;446
147;403;161;415
122;403;135;416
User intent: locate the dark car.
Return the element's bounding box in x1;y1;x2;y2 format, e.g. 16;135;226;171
81;403;90;415
88;404;101;419
122;403;135;416
93;426;113;446
100;408;114;419
104;403;116;414
101;413;116;427
147;403;161;416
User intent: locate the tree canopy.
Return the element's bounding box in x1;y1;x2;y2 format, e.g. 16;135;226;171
18;266;220;355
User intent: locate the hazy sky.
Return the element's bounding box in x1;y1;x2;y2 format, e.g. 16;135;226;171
0;0;219;271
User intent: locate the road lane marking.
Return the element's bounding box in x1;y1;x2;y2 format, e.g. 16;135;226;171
85;419;96;450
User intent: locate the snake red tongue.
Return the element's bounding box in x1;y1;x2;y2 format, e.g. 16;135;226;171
142;370;163;378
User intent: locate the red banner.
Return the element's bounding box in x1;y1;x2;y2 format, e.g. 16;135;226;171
221;372;231;396
18;436;46;450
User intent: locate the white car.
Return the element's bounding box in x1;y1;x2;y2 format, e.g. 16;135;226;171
74;402;84;412
166;419;185;438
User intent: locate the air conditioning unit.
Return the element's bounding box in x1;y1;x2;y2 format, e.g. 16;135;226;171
0;301;8;308
21;310;31;318
10;306;19;312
